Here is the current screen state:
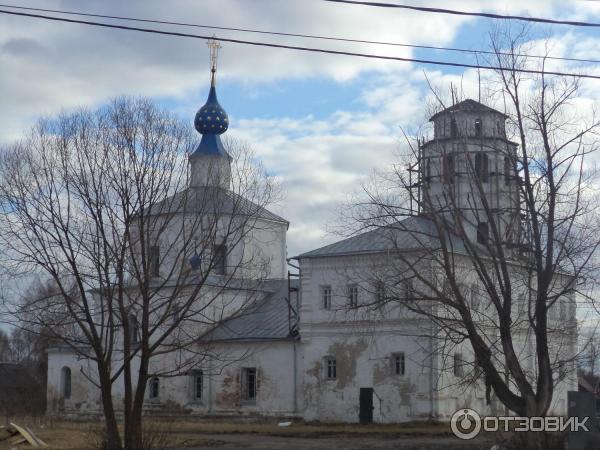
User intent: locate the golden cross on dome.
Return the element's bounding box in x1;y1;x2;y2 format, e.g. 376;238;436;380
207;37;221;86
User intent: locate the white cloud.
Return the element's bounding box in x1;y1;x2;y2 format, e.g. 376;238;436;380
1;0;600;260
0;0;589;141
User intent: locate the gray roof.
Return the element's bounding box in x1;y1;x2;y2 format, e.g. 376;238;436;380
146;187;288;225
430;99;507;121
298;216;464;259
201;279;297;342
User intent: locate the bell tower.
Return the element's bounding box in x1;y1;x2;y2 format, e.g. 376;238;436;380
419;99;520;246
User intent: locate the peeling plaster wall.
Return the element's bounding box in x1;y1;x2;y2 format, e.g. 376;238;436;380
301;333;433;423
299;255;437;423
298;253;578;423
47;235;577;423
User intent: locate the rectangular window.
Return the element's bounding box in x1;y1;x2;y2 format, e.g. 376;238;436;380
477;222;489;245
193;371;203;400
213;244;227;275
392;353;405;376
325;357;337;380
321;286;332;310
475;118;482;137
172;302;181;325
453;353;464;377
470;285;480;311
475;153;489;182
347;285;358;308
149;245;160;277
450;118;458;137
403;280;413;299
375;282;386;304
504;156;512;185
241;368;257;402
559;300;567;318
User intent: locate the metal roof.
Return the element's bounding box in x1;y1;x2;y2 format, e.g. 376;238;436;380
430;99;507;121
146;187;288;225
297;216;464;259
201;279;297;342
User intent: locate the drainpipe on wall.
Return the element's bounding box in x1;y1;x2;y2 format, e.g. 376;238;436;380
208;357;213;414
429;322;435;419
293;339;298;414
429;271;437;420
288;256;301;416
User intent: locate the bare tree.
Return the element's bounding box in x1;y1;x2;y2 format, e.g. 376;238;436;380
344;29;600;449
579;328;600;377
0;97;278;449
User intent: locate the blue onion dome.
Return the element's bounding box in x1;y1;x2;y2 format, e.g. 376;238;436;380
194;85;229;135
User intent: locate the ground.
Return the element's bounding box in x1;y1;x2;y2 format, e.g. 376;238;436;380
0;419;498;450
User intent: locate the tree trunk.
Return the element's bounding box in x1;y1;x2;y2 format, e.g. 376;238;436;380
126;356;149;450
125;405;144;450
525;395;547;450
98;364;122;450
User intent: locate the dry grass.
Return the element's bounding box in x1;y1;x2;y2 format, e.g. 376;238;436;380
0;419;451;450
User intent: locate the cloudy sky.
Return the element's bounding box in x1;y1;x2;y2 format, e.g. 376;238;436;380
1;0;600;260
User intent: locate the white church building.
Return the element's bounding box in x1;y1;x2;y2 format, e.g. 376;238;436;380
46;61;578;424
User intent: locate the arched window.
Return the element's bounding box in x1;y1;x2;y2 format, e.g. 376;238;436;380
474;153;489;182
477;222;489;244
129;314;139;344
148;245;160;277
61;367;71;399
474;118;482;137
213;244;227;275
423;158;431;182
149;377;160;399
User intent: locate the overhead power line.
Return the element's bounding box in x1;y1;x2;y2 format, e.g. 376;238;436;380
1;9;599;80
0;3;598;65
324;0;600;28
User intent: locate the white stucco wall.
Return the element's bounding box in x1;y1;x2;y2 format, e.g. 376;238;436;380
47;340;298;418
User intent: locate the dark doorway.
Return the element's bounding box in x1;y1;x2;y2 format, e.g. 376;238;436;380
359;387;374;424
